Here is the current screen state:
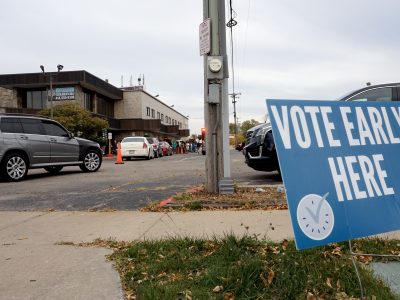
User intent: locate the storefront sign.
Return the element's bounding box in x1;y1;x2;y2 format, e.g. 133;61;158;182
54;87;75;100
267;99;400;250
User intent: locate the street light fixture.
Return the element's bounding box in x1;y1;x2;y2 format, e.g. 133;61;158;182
40;64;63;119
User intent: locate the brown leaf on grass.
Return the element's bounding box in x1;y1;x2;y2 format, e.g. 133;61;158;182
326;277;333;288
336;279;341;292
281;239;289;250
267;270;275;285
260;270;274;286
356;255;373;265
331;246;343;257
170;273;183;282
307;292;317;300
335;292;353;300
260;272;268;287
185;290;192;300
270;246;280;254
224;291;235;300
212;285;224;292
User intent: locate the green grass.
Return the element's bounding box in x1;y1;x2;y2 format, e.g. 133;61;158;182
108;236;400;300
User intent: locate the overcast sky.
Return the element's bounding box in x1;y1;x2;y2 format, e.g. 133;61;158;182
2;0;400;134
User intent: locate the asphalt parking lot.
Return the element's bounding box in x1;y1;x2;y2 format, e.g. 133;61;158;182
0;150;282;211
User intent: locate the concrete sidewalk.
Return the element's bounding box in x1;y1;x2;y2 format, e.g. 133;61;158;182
1;210;399;299
0;210;292;300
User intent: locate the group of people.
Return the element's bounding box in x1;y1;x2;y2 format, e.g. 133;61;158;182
102;138;204;155
170;139;203;154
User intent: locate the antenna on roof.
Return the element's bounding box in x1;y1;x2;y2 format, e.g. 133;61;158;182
121;75;124;88
130;75;133;87
137;75;142;86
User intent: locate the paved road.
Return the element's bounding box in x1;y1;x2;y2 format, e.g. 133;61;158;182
0;150;281;211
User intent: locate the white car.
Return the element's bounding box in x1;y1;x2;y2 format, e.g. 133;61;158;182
121;136;154;160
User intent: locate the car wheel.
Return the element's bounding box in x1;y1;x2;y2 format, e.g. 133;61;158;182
80;150;102;172
2;153;28;181
44;166;63;174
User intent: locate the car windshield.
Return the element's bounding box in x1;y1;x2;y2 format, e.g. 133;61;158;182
122;137;144;143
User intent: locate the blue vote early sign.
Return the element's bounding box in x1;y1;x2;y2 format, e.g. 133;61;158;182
266;99;400;250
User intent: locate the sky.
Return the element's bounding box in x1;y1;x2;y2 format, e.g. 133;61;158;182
2;0;400;135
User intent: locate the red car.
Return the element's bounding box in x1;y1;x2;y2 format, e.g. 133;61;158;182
159;141;173;156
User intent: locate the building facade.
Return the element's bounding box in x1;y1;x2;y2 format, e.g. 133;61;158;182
0;70;189;141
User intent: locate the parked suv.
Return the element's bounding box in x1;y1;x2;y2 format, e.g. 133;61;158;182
243;123;279;172
0;114;102;181
243;82;400;173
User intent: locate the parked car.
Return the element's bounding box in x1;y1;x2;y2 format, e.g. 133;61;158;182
0;113;102;181
146;137;162;158
243;82;400;173
159;141;173;156
121;136;154;160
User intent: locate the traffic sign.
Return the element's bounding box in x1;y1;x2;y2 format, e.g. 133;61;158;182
199;18;211;56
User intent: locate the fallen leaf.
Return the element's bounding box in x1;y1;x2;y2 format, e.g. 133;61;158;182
335;292;349;300
281;239;289;250
326;277;333;288
212;285;223;293
336;279;341;291
185;290;192;300
224;291;235;300
260;273;268;287
307;292;317;300
357;255;373;264
267;270;275;285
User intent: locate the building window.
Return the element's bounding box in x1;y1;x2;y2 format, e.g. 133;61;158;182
161;114;164;122
82;92;92;111
157;112;160;119
146;107;151;117
97;96;114;118
179;122;182;128
169;117;171;124
151;109;155;118
26;90;46;109
172;119;175;125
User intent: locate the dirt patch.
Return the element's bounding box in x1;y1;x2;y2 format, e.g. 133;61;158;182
141;186;288;211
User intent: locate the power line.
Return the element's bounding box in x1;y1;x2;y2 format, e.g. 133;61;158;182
226;0;240;145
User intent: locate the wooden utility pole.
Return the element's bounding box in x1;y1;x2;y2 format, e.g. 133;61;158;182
202;0;234;194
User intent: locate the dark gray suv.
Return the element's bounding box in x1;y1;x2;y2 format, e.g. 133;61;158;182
0;114;102;181
243;82;400;174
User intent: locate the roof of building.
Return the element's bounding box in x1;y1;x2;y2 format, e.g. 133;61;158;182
0;70;123;100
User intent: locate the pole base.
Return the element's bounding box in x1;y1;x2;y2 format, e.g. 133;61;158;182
219;177;234;194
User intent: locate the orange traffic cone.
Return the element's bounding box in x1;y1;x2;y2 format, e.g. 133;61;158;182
115;143;124;164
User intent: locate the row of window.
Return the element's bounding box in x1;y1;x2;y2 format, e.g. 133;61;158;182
146;106;182;128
